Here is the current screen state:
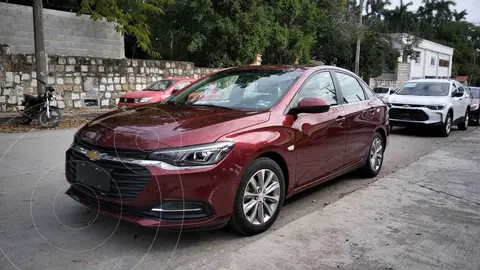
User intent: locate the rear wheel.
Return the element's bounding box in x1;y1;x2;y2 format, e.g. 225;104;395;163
439;112;452;137
359;132;385;178
229;158;285;235
472;114;480;126
458;109;469;130
38;107;61;128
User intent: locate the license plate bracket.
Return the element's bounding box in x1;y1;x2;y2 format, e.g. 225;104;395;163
76;162;111;192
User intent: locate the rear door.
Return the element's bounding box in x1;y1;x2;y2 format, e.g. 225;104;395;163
291;71;347;188
333;71;378;166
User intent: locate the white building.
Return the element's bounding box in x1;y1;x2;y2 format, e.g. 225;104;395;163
393;33;454;80
370;34;454;88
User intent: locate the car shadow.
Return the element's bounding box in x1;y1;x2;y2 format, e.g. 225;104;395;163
390;126;459;137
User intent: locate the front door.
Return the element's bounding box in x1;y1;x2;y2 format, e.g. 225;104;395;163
452;83;466;121
291;71;347;188
333;72;378;166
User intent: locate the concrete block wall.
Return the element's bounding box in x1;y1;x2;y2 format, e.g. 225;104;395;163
0;46;218;112
369;62;411;89
0;2;124;59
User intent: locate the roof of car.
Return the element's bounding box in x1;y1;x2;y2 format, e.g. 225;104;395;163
222;65;354;74
408;78;454;83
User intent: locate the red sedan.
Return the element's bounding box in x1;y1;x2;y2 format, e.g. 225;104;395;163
117;78;195;108
65;65;389;235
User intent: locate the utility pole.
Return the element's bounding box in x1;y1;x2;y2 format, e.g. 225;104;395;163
33;0;47;94
354;0;365;75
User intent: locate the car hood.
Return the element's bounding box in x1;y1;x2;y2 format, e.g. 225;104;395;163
76;104;270;150
388;94;450;105
121;91;164;99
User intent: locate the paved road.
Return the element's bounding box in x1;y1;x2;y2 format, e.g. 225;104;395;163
0;125;478;269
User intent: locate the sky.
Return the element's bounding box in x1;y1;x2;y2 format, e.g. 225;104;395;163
389;0;480;24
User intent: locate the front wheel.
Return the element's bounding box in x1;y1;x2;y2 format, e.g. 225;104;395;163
229;158;285;235
458;109;469;130
439;113;452;137
38;107;61;128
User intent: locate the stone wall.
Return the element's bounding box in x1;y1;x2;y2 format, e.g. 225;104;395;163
369;62;411;89
0;46;218;112
0;2;124;59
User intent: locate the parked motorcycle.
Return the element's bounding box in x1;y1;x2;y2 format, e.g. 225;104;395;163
20;78;61;128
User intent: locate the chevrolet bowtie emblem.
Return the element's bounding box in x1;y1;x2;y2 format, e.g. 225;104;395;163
403;104;410;107
86;150;102;161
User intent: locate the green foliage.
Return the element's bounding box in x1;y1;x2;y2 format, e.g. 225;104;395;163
77;0;166;56
55;0;480;84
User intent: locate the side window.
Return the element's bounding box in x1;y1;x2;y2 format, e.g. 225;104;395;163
335;72;366;103
458;85;465;96
174;82;191;90
294;72;337;106
359;80;375;100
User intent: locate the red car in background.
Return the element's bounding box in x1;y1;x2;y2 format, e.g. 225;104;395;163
467;86;480;125
65;65;388;235
117;78;195;108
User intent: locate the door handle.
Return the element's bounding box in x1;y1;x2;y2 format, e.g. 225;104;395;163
336;116;345;123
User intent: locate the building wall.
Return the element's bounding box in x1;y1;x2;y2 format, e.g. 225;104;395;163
408;39;454;79
0;2;124;59
0;46;218;112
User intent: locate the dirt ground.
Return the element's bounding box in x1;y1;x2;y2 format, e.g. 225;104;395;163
0;108;114;133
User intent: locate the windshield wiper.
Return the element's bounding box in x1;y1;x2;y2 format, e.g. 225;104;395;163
190;104;235;110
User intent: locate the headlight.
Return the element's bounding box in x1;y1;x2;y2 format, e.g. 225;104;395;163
136;97;152;103
426;105;445;110
471;104;479;111
148;142;235;167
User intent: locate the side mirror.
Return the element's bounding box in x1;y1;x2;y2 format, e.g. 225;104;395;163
289;98;330;115
452;91;463;98
390;90;396;95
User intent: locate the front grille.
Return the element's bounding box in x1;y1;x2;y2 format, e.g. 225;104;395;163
389;108;429;121
119;98;135;103
392;104;425;108
66;148;151;201
75;137;150;159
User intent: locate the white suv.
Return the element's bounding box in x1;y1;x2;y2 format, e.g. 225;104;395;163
388;79;472;136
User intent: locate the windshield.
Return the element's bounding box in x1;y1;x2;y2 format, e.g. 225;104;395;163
396;82;450;96
470;87;480;99
373;87;389;94
146;80;175;91
166;69;304;110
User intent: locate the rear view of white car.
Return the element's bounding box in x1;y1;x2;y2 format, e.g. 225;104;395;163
388;79;471;136
373;87;396;103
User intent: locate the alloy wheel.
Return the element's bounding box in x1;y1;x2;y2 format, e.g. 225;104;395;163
465;114;469;128
369;137;383;172
243;169;280;225
446;116;452;134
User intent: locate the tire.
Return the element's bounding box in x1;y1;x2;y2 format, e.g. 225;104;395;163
472;114;480;126
21;115;33;125
458;109;469;130
359;132;385;178
439;112;452;137
229;157;286;236
38;107;61;128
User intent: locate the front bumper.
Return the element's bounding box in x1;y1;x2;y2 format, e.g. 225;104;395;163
389;106;446;126
64;143;244;229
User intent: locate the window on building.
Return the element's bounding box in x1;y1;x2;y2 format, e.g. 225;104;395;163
430;57;436;66
439;59;450;67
